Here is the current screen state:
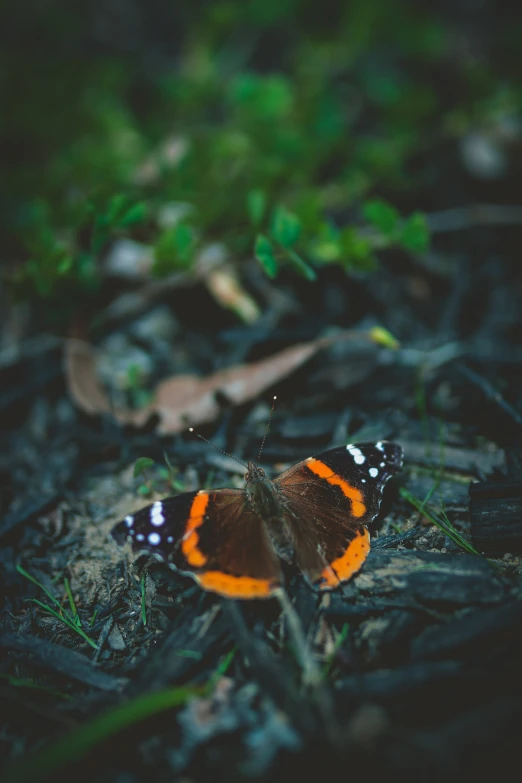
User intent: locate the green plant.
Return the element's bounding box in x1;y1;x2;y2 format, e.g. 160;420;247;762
400;488;480;556
2;648;236;783
16;565;98;649
133;456;156;497
3;0;516;322
133;455;186;497
254;198;430;282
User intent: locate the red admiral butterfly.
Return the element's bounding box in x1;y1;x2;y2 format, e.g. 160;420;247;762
112;440;403;599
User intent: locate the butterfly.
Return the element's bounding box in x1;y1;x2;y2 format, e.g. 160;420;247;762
112;441;403;599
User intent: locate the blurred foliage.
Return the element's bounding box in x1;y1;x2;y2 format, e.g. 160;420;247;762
2;0;521;320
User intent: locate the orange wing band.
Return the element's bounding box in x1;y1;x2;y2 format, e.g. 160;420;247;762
319;528;370;589
181;492;209;567
197;571;277;599
306;459;367;517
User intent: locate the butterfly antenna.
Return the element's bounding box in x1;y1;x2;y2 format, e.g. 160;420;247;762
188;428;248;469
257;396;277;464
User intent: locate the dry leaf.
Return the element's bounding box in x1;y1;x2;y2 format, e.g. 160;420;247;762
205;265;261;324
153;338;325;434
64;340;151;427
65;328;395;434
64;340;112;417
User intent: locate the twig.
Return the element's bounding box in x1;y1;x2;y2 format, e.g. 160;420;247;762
458;364;522;428
426;204;522;233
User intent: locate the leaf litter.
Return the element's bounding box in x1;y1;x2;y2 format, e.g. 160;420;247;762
65;328;397;435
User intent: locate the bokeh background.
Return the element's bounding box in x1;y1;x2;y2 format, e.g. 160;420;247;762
2;0;522;325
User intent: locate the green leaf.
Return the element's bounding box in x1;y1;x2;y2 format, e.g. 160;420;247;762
286;249;316;281
91;216;111;254
271;205;302;248
229;74;293;119
310;241;341;263
255;234;279;278
368;326;400;350
120;201;147;227
339;227;375;265
400;212;430;253
247;189;266;226
57;255;73;275
106;194;128;225
308;222;342;264
154;222;196;273
91;195;143;253
362;199;399;236
133;457;155;477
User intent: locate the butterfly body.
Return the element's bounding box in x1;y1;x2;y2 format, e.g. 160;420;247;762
245;463;285;521
112;441;403;599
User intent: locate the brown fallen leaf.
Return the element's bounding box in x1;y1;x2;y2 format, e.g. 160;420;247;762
65;328;398;434
205;265;261;324
153;337;327;434
64;340;152;427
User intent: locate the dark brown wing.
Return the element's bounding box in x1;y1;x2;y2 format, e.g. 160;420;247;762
274;441;403;589
112;489;282;599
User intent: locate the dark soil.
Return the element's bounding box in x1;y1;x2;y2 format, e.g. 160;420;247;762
2;251;522;783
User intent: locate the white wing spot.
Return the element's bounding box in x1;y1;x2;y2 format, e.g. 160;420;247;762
348;446;366;465
125;516;134;527
150;501;165;527
361;478;367;483
369;467;379;478
136;533;145;542
167;536;174;543
380;462;386;467
148;532;161;545
376;442;384;451
352;450;365;464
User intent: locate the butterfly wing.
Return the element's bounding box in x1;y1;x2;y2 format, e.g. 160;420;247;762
112;489;283;599
274;441;403;589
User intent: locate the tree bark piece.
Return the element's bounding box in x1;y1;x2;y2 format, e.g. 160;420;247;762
469;480;522;554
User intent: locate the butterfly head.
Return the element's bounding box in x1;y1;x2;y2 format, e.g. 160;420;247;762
245;462;266;484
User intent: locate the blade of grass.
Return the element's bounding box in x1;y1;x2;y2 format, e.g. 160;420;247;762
212;647;236;682
17;565;97;649
322;623;349;680
163;451;186;492
140;574;147;628
2;684;203;783
175;649;202;660
0;673;71;700
28;599;98;650
400;487;480;555
3;648;237;783
415;370;432;460
421;478;440;508
64;578;81;627
17;565;67;614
